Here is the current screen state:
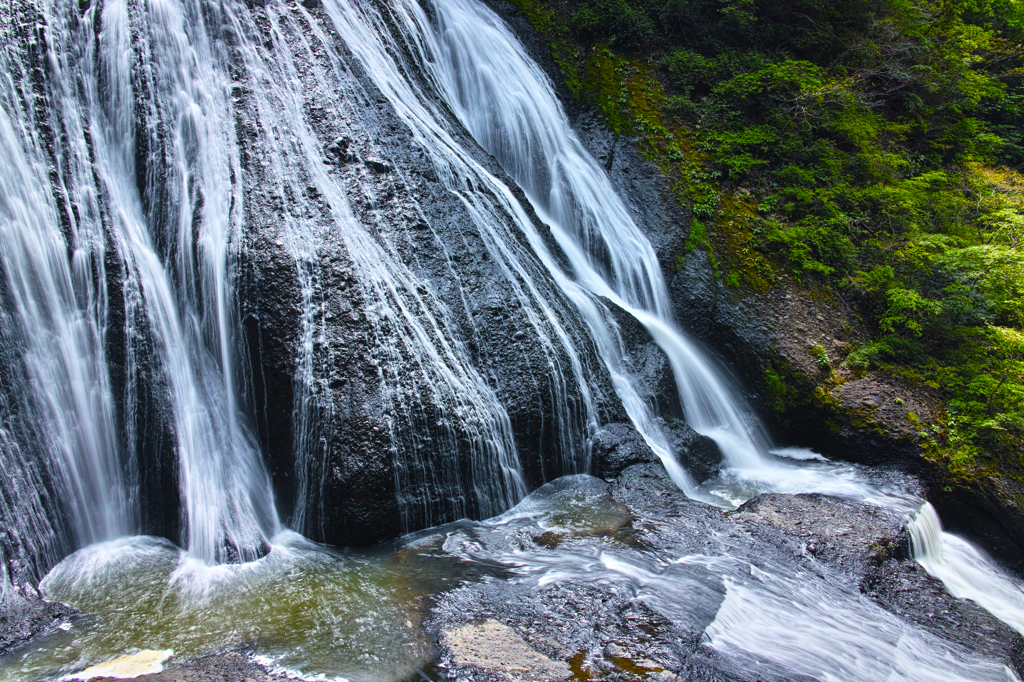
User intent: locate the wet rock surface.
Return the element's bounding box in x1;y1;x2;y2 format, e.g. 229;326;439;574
864;558;1024;669
12;469;1020;682
425;467;1024;681
729;492;910;576
0;588;73;657
591;423;658;479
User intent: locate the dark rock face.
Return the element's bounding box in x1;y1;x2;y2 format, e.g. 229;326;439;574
662;419;722;483
224;4;626;546
591;416;723;484
591;422;657;478
0;588;74;657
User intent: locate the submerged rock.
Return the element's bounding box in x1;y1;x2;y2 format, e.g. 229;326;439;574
71;650;172;680
82;652;277;682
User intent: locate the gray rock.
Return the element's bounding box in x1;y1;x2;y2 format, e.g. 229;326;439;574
443;619;571;681
591;423;658;479
0;587;73;657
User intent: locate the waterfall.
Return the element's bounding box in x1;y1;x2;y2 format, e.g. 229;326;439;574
5;0;1024;679
219;0;612;532
82;0;279;564
909;503;1024;635
3;0;613;567
382;0;771;483
0;10;131;573
312;0;612;525
0;0;280;565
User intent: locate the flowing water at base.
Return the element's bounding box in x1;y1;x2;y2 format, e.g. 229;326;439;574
1;533;459;682
4;470;1024;682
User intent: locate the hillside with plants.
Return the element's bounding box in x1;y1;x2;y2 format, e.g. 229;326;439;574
502;0;1024;491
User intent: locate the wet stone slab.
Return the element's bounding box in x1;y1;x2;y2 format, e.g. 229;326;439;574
426;466;1024;682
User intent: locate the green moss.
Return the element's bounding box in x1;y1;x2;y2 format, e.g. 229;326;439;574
764;368;797;414
713;195;775;290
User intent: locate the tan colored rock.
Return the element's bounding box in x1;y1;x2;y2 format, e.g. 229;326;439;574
443;619;570;681
72;650;172;680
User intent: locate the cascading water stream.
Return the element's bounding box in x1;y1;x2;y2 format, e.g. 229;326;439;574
397;0;772;481
219;0;614;530
81;0;279;563
909;502;1024;635
315;0;618;512
0;9;131;570
321;0;686;491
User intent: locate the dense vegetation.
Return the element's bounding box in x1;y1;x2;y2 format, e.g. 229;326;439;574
506;0;1024;473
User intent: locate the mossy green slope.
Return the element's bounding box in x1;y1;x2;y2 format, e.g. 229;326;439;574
501;0;1024;503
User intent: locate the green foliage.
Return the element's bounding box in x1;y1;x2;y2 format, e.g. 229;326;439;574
512;0;1024;467
879;288;944;336
572;0;656;48
809;343;832;368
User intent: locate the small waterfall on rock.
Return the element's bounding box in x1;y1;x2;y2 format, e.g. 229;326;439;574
909;502;1024;635
226;0;612;532
315;0;610;520
392;0;770;484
